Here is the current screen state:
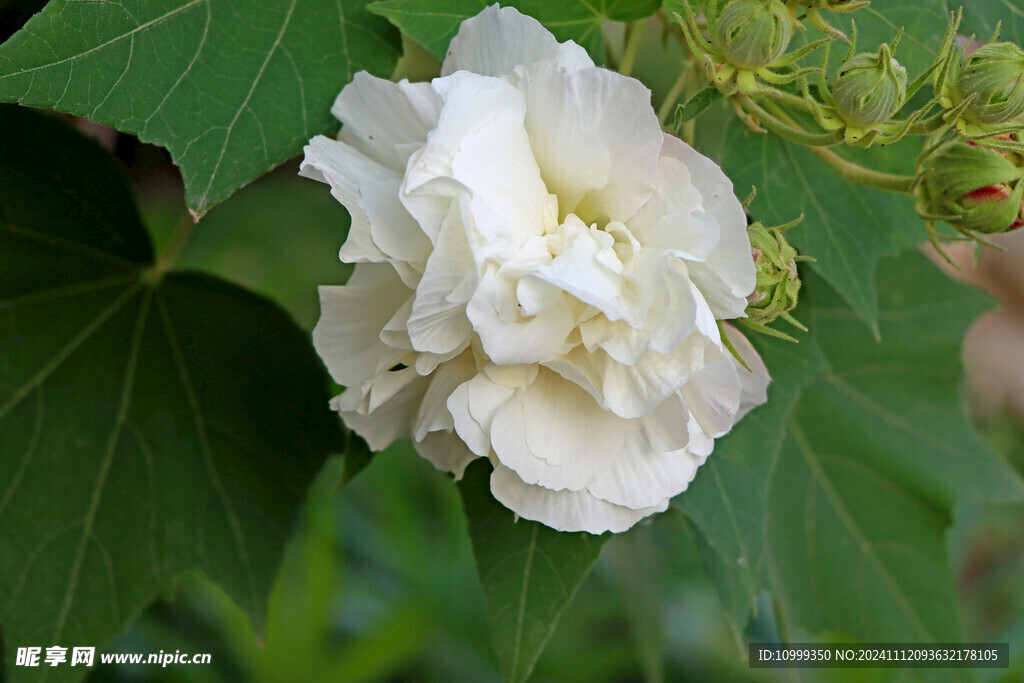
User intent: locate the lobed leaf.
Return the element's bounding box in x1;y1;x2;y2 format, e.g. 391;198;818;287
0;0;401;217
0;105;344;682
685;250;1024;644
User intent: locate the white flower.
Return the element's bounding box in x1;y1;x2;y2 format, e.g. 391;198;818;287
302;4;770;534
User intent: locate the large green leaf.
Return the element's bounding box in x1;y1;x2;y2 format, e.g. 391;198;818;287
676;330;827;632
0;0;400;217
457;460;609;683
0;105;344;681
368;0;661;63
766;250;1024;643
699;116;923;335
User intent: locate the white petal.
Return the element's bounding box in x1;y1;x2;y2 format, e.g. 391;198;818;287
441;4;593;78
301;135;430;276
490;369;624;491
627;154;722;261
467;270;574;365
579;252;698;365
512;64;662;223
638;393;691;453
681;325;770;437
408;202;475;354
510;62;612;216
679;347;743;438
490;465;668;534
725;324;770;420
448;372;517;457
406;75;549;260
414;430;479;479
587;447;703;510
312;265;410;388
414;349;478;440
332;73;442;173
545;334;712;419
526;216;651;327
335;376;430;451
661;134;755;318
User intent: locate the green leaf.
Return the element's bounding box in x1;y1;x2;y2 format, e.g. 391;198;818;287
676;329;827;633
368;0;661;63
960;0;1024;45
766;250;1024;643
673;84;722;133
0;0;400;217
457;460;609;683
0;105;344;681
699;117;922;334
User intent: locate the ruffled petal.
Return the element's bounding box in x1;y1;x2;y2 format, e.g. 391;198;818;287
334;375;430;451
312;264;411;388
490;464;668;534
726;323;770;420
332;72;442;173
525;215;650;327
414;349;478;440
467;270;574;365
441;4;593;78
301;135;430;278
448;372;517;456
408;201;476;354
579;251;699;365
414;430;479;479
489;369;624;491
660;134;755;318
545;333;712;419
511;63;662;223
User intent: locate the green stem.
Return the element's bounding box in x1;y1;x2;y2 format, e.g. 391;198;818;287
809;146;917;193
758;100;918;193
658;68;690;127
144;213;196;284
619;19;646;77
740;97;844;147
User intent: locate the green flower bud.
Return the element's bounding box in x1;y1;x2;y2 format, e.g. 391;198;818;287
831;45;908;127
916;136;1024;234
745;222;802;325
957;42;1024;125
716;0;793;71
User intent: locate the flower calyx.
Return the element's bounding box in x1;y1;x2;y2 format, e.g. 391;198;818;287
914;133;1024;256
678;0;829;96
935;21;1024;139
804;23;944;146
739;217;812;342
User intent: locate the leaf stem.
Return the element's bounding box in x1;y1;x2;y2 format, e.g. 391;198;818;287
740;97;844;147
762;101;918;194
619;19;646;77
144;213;196;284
658;68;690;127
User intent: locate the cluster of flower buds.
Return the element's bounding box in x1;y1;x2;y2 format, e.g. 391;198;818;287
740;219;811;341
679;0;828;95
914;133;1024;249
